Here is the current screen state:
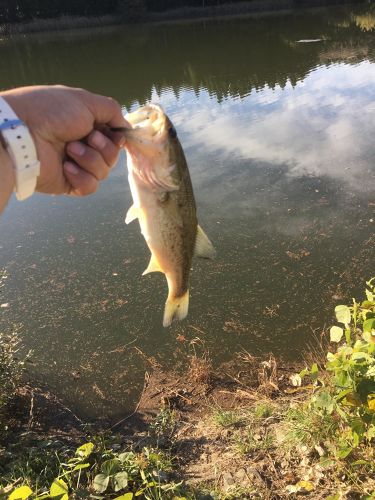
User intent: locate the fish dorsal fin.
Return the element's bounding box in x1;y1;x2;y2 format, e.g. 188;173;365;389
194;225;216;259
125;204;139;224
142;254;162;275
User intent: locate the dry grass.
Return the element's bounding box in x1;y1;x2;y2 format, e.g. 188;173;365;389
0;15;118;36
187;338;213;385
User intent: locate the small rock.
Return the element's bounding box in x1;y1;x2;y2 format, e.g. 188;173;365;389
222;472;235;492
314;444;325;457
235;468;248;483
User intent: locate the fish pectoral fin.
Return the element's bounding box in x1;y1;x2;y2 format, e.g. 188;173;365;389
194;225;216;259
142;255;162;275
163;291;189;327
125;204;140;224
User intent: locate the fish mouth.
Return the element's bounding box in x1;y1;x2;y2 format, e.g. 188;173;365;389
123;104;179;192
125;104;168;141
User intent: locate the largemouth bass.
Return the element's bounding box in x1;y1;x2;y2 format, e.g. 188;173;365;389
123;104;215;327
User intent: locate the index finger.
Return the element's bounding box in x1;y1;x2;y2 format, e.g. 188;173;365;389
81;90;128;129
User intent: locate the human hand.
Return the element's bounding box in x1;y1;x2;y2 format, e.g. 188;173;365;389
1;85;127;196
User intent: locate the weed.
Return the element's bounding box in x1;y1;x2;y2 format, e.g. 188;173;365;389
2;436;183;499
213;409;242;428
253;402;273;419
188;338;213;385
237;428;275;455
284;404;338;451
299;278;375;459
0;331;23;441
149;407;176;444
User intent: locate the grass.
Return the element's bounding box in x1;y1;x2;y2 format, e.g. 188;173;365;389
283;404;338;451
0;15;119;36
0;331;22;441
213;409;243;428
236;428;275;455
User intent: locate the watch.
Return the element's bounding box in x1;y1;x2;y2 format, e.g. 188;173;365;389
0;96;40;201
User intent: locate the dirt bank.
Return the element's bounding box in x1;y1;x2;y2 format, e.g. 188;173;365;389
3;345;374;499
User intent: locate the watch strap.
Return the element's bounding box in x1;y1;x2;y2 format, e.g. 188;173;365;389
0;96;40;201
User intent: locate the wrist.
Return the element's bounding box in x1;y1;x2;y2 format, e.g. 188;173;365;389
0;89;31;127
0;141;15;213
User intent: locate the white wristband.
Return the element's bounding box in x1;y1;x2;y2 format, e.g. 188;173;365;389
0;96;40;201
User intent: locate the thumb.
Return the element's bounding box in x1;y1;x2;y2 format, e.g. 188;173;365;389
82;91;126;128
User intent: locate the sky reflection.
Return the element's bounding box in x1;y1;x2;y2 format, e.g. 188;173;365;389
150;61;375;192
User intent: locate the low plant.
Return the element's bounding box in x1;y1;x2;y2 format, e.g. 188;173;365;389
3;438;185;500
300;278;375;459
0;332;23;441
149;407;176;445
212;409;242;428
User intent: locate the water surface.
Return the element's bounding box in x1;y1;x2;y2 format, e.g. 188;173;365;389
0;4;374;419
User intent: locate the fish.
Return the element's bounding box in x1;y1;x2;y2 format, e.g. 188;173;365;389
122;104;215;327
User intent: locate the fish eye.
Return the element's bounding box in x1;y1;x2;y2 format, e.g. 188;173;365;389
168;126;177;139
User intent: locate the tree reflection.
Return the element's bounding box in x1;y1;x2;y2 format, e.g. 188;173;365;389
0;5;374;107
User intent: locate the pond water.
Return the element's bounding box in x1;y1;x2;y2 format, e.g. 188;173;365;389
0;4;374;420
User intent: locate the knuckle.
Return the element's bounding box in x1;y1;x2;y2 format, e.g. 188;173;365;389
108;96;118;107
81;179;98;196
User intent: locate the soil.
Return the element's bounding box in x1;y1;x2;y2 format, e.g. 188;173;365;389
3;353;308;499
4;348;374;498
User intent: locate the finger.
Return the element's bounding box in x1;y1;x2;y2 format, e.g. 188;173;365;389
96;124;127;148
86;130;121;168
63;161;99;196
66;141;110;181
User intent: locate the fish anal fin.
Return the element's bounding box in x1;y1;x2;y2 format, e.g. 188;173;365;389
142;254;162;275
163;290;189;327
125;204;140;224
194;225;216;259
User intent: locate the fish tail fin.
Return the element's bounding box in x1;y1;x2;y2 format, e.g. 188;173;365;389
163;290;189;327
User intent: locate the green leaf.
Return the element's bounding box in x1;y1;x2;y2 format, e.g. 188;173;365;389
9;486;33;500
330;326;344;343
327;352;336;362
101;459;120;476
72;463;90;471
363;318;375;333
50;478;69;500
366;425;375;440
336;388;352;401
113;494;134;500
113;471;129;492
93;474;110;494
310;363;319;381
335;305;351;325
118;452;135;463
76;442;94;459
337;445;352;459
314;390;335;414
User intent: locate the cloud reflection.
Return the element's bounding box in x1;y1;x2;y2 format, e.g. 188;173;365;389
153;61;375;192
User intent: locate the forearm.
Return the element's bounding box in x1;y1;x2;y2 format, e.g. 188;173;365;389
0;141;15;214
